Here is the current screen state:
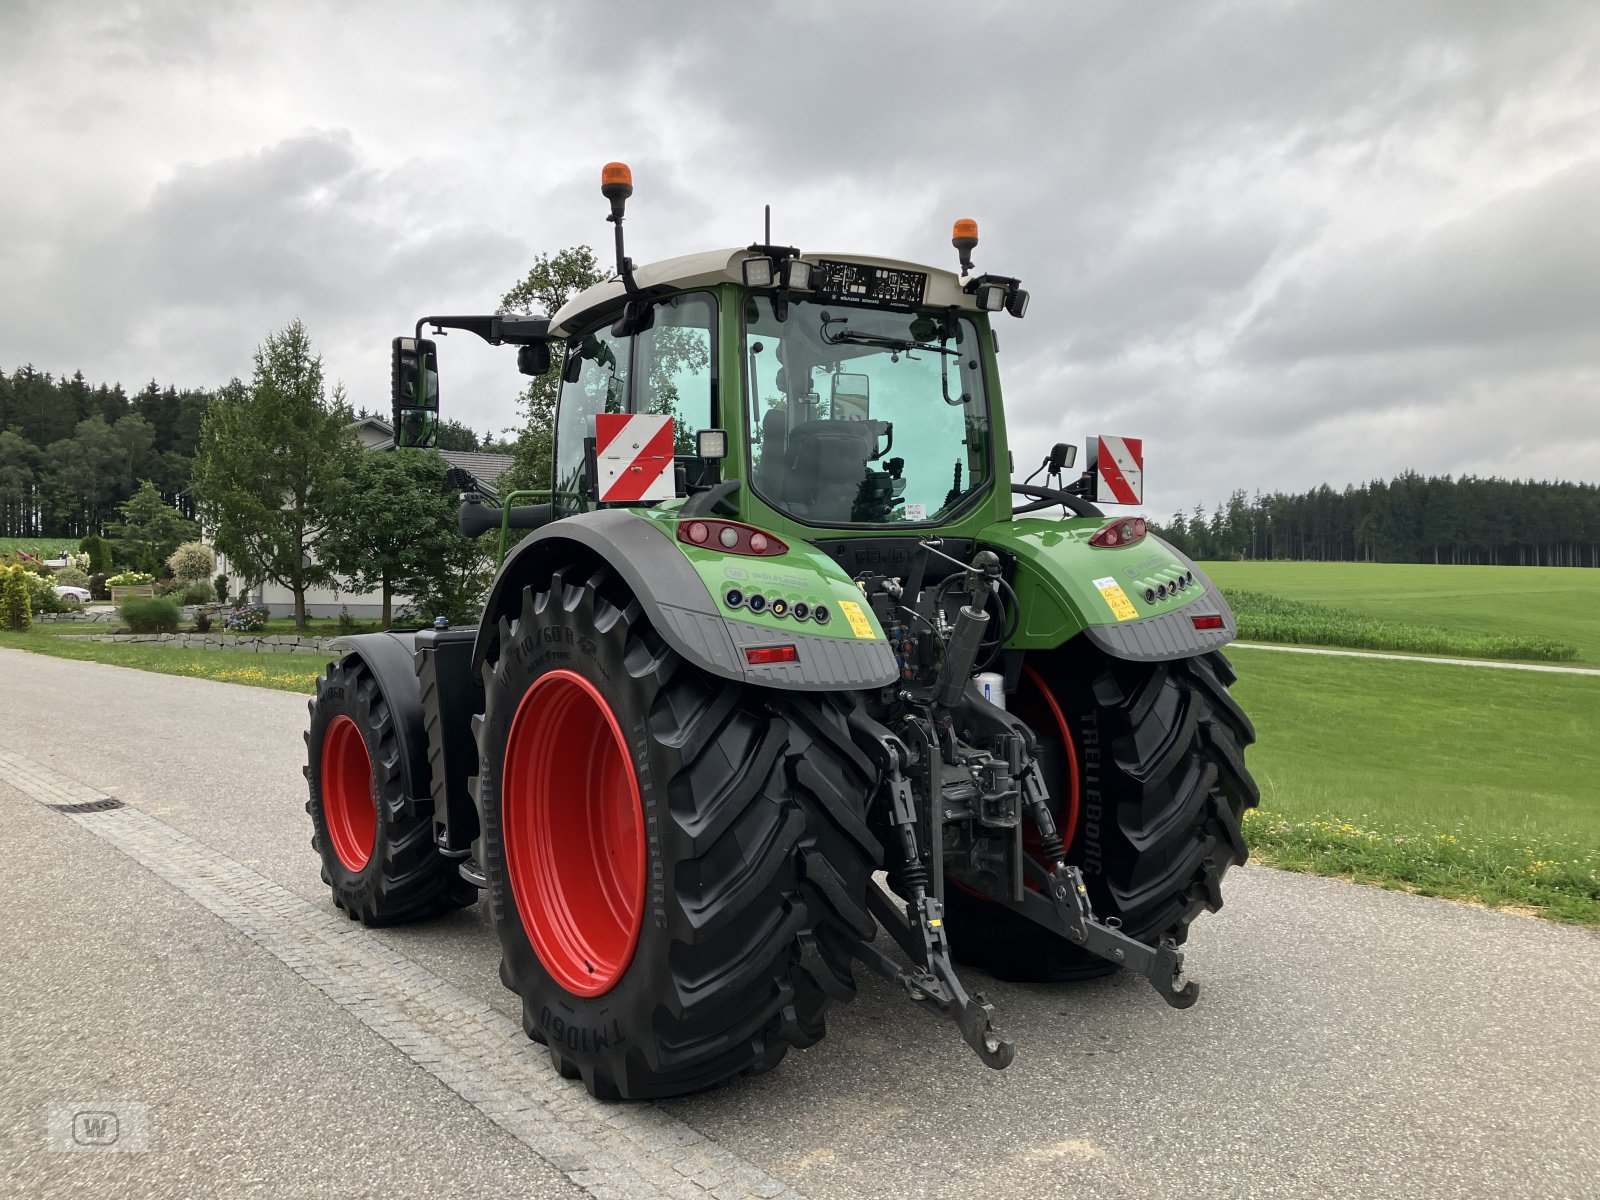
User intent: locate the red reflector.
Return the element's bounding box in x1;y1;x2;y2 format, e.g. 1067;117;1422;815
1191;614;1224;630
744;645;799;665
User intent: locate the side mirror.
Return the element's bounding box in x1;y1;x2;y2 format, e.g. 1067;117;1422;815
611;299;654;338
832;372;870;420
517;342;552;377
391;336;439;448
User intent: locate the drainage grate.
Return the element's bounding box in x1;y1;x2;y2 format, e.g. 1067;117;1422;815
45;797;125;814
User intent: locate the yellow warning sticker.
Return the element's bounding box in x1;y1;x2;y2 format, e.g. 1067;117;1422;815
1092;575;1139;622
837;599;876;640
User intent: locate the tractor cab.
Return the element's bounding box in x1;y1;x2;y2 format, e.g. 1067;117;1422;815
390;163;1066;547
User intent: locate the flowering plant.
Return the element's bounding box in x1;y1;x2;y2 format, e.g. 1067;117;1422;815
223;604;270;632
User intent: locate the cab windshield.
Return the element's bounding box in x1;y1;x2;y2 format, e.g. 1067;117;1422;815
744;297;991;526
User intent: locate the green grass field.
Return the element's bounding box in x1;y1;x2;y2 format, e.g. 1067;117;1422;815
1230;647;1598;923
1200;561;1600;663
0;537;76;561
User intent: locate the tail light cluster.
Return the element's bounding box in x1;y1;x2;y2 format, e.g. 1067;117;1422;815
678;519;788;557
1088;517;1146;548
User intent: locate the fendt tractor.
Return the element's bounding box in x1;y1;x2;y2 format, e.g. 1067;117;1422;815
304;164;1259;1100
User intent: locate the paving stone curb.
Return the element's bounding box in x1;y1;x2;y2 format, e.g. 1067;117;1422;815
0;748;802;1200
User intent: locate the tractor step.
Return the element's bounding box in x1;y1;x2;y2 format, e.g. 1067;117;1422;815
458;858;487;889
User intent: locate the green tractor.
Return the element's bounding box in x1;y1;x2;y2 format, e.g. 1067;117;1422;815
305;163;1258;1100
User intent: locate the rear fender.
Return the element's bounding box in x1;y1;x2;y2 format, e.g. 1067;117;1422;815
473;509;897;692
981;519;1237;662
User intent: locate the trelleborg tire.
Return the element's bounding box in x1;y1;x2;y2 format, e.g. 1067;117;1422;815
475;561;881;1100
943;646;1258;981
305;656;477;924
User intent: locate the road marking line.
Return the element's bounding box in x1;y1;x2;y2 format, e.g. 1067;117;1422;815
1;748;801;1200
1230;643;1600;676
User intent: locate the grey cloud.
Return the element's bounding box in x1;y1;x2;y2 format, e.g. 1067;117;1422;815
1244;160;1600;360
1;0;1596;513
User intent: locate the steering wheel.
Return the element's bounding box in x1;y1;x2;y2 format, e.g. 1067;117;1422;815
1011;483;1103;518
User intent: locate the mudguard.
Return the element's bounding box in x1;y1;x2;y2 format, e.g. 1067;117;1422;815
980;519;1238;661
325;631;431;805
474;509;899;692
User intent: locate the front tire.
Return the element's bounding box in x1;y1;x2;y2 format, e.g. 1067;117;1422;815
475;562;881;1100
305;657;477;924
944;647;1258;981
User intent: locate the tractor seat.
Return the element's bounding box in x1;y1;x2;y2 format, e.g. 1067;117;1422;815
783;420;879;521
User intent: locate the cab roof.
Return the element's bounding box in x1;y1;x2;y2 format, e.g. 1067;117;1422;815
548;247;982;336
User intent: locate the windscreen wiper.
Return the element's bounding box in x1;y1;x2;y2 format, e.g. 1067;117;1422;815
820;315;956;357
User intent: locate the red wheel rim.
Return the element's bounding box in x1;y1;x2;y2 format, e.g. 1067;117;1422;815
1017;663;1080;856
502;669;646;997
322;714;377;871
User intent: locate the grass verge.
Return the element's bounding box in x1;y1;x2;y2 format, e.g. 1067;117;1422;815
0;631;323;694
1244;810;1599;925
1224;589;1578;661
1231;648;1600;925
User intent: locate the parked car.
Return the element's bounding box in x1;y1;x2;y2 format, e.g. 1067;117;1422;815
53;585;91;607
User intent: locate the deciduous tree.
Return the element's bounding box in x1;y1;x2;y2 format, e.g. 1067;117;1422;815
319;449;489;627
192;321;358;630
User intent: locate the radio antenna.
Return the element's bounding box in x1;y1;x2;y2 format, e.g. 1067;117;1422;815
765;204;771;246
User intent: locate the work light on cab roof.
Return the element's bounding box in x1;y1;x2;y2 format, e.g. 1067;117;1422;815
342;160;1260;1103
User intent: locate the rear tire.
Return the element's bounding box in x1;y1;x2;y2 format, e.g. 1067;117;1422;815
944;647;1258;981
475;562;881;1100
305;657;477;924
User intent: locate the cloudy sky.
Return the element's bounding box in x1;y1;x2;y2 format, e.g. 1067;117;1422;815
3;0;1596;517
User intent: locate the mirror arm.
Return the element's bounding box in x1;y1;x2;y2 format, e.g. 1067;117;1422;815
415;314;553;347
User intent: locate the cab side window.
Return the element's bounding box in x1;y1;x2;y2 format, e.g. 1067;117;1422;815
635;291;715;455
553;325;631;508
551;291;716;510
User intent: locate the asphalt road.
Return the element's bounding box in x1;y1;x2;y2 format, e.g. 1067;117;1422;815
2;647;1597;1200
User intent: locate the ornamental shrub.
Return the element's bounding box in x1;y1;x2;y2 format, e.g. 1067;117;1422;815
182;581;213;605
14;569;67;615
223;604;270;632
1;566;31;631
106;570;156;586
78;535;114;574
214;573;229;604
54;567;91;588
89;573;109;601
167;541;216;582
119;595;181;633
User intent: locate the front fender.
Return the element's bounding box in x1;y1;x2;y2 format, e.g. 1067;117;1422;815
324;631;430;803
979;517;1237;661
475;509;898;692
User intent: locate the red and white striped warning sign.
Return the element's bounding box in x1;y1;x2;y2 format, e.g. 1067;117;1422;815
595;412;676;503
1093;435;1143;505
